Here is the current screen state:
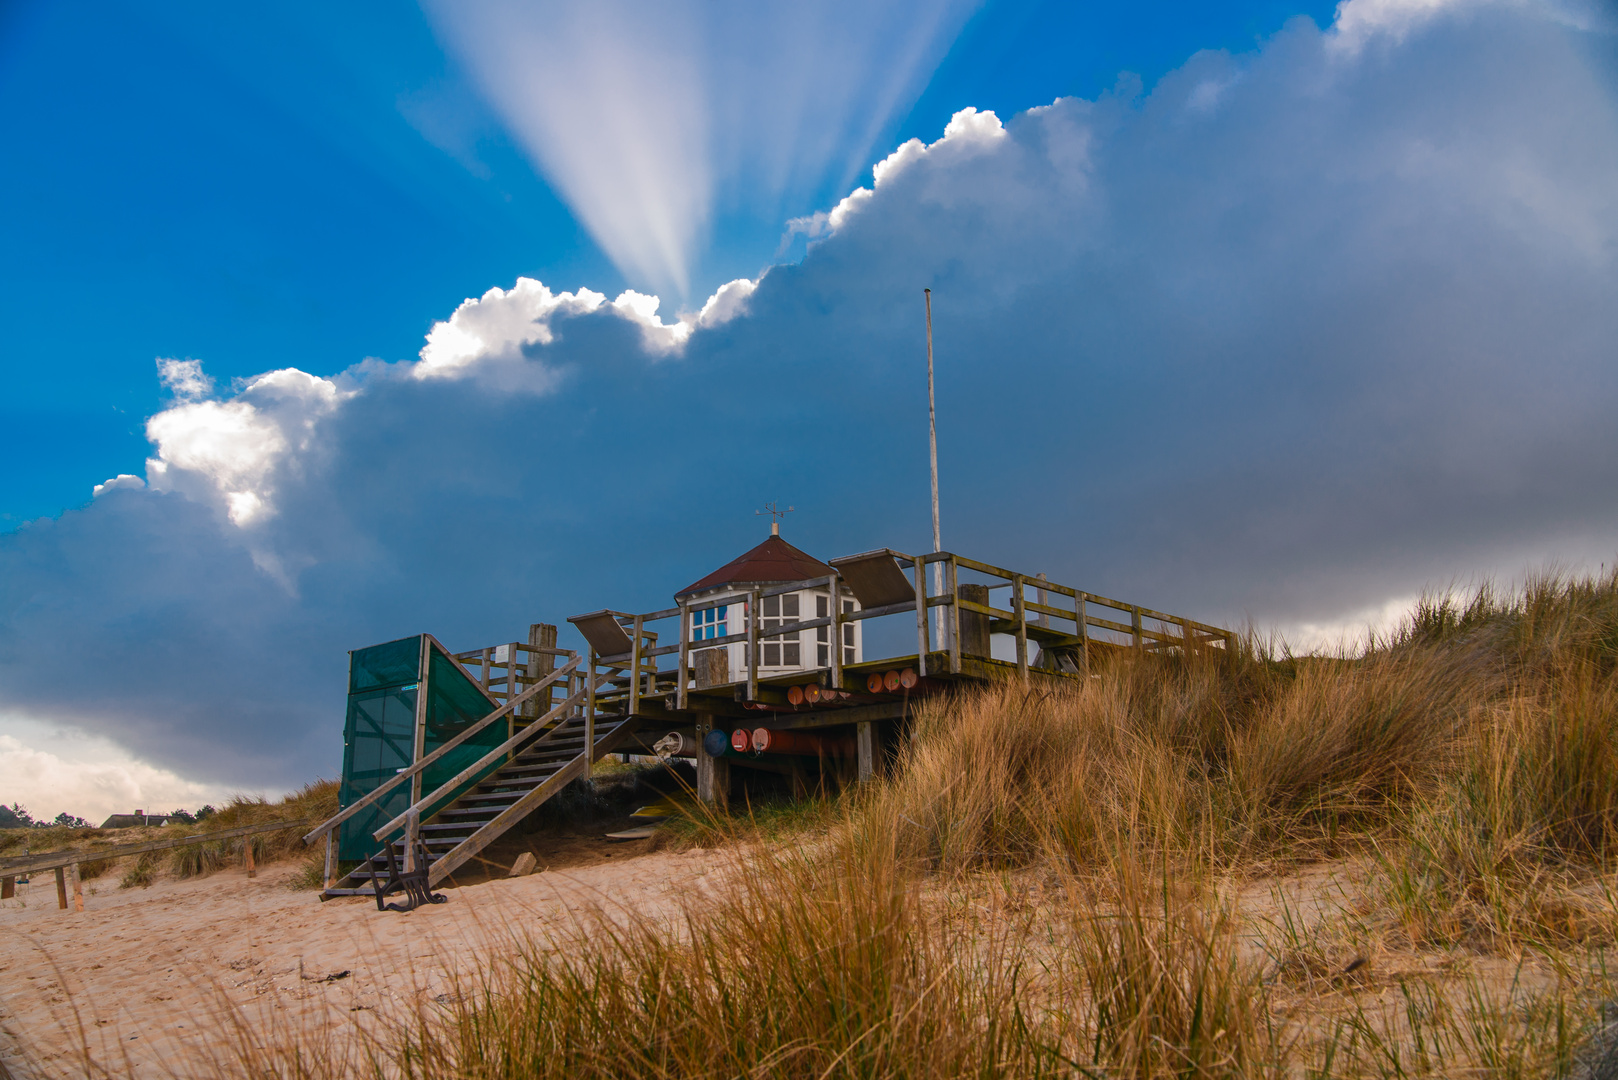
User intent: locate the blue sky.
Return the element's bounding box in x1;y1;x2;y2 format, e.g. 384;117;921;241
1;0;1615;820
1;0;1337;526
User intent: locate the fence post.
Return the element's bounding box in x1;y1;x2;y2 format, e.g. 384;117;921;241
829;577;843;690
55;866;67;910
323;832;336;891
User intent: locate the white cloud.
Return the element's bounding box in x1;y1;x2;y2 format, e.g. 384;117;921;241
0;718;242;826
92;474;144;497
156;357;214;401
145;366;347;529
797;107;1008;242
420;0;980;296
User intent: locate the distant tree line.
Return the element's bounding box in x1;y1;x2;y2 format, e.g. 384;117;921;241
0;803;219;829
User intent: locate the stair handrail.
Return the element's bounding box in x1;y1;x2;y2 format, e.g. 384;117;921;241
371;668;617;842
303;654;583;846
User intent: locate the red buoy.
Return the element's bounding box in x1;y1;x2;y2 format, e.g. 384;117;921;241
731;728;752;753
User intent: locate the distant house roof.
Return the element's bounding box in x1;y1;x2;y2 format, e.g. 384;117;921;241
100;813;171;829
676;535;836;599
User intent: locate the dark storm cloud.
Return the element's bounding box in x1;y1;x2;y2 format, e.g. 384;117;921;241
0;0;1613;787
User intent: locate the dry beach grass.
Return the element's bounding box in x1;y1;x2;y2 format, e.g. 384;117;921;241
6;567;1618;1077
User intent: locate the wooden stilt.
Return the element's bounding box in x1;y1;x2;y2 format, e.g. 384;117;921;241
695;712;729;811
856;721;876;782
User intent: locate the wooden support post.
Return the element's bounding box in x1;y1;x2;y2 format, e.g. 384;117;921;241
1077;592;1090;676
677;600;690;710
629;615;643;716
412;637;430;809
507;641;518;714
323;833;337;892
1132;606;1144;652
587;652;598;728
1182;617;1195;658
957;582;991;659
55;866;67;910
1013;575;1029;684
70;864;83;912
526;624;558;718
746;590;760;701
1036;573;1050;628
948;557;962;674
1;876;14;900
829;577;843;690
912;559;929;677
695;713;729;810
245;838;256;878
856;721;876;783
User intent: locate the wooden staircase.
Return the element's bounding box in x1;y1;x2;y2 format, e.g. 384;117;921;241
323;709;635;896
307;641;645;900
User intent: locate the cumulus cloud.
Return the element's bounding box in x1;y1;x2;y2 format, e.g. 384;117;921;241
420;0;980;296
0;0;1613;796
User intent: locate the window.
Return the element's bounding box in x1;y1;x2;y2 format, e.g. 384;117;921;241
761;593;801;667
692;605;727;642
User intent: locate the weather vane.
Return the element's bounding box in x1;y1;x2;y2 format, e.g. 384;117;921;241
757;502;794;535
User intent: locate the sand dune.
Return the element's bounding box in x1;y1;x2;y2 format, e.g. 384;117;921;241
0;845;726;1078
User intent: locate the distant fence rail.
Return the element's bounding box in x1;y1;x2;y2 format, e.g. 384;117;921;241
1;818;315;877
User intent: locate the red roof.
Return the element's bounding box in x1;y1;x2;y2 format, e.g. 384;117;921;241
676;535;835;599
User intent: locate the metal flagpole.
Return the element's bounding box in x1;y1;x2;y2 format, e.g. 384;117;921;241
925;289;946;651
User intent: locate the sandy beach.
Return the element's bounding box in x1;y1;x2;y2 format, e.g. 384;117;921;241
0;842;727;1078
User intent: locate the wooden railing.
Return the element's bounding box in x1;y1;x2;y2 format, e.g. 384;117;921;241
569;549;1233;707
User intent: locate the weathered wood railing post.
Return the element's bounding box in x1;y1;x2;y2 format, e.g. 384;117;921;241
1132;605;1144;652
947;557;962;673
746;590;760;701
323;832;336;892
55;866;67;910
1;875;14;900
912;559;929;677
1077;592;1090;675
829;576;843;690
676;600;690;710
1013;574;1029;684
629;615;643;717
